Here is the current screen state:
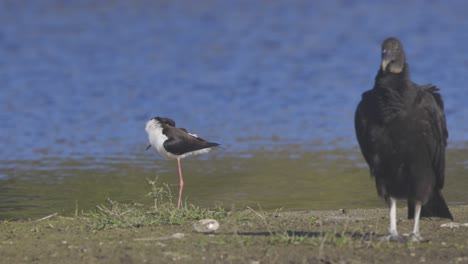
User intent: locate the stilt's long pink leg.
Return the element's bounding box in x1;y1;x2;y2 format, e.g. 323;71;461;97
177;158;184;209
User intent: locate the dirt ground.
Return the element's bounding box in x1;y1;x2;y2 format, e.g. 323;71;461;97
1;205;467;264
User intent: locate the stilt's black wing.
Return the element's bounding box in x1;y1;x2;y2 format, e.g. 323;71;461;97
163;136;219;155
162;126;219;156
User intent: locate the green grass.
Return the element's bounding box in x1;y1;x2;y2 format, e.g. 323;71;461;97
87;177;228;230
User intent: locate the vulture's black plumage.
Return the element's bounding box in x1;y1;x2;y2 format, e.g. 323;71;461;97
355;37;453;241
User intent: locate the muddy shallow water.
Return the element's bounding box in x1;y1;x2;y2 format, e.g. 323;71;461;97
1;148;467;220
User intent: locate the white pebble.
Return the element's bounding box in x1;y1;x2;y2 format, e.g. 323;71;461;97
192;219;220;233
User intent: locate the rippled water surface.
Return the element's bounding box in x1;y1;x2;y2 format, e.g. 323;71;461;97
1;0;467;219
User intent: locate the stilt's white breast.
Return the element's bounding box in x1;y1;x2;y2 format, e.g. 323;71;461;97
145;119;177;159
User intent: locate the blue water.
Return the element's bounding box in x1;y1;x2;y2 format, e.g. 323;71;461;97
1;0;468;161
1;1;468;218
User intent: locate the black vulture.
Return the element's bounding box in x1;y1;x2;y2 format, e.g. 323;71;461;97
355;37;453;241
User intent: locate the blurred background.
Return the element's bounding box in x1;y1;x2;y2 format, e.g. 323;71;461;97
1;0;467;219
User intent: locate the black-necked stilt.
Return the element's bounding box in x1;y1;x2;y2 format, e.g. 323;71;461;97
145;116;219;209
355;37;452;242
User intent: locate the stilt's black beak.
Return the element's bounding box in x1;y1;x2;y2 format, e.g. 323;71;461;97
145;144;151;150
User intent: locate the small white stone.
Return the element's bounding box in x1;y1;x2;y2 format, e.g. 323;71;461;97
171;233;185;239
192;219;220;233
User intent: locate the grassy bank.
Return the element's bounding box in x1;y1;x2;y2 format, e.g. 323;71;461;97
1;196;467;263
